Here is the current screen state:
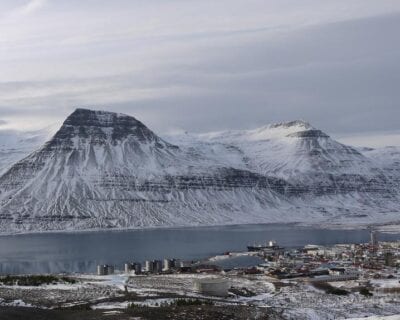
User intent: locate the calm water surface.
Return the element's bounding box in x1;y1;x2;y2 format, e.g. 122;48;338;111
0;224;399;275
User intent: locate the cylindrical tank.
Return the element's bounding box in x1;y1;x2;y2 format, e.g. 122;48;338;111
194;278;230;297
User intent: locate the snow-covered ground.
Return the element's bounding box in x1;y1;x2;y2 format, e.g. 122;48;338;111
348;316;400;320
1;272;400;319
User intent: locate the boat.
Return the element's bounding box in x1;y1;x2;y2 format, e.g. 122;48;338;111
247;240;283;252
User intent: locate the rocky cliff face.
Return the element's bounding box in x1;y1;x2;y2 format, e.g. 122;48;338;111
0;109;398;233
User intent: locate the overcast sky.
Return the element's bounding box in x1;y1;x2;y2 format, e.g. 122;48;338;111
0;0;399;147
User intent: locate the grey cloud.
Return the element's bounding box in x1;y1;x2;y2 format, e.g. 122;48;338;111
0;5;399;147
110;13;400;135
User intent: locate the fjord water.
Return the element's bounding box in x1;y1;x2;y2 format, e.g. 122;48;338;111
0;224;399;275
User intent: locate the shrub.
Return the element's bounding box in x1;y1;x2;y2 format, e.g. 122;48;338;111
359;287;373;297
312;282;349;296
0;275;76;286
174;299;213;306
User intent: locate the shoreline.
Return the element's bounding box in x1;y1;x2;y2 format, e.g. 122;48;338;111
1;239;400;319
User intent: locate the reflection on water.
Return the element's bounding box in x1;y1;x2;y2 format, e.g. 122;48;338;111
0;224;399;275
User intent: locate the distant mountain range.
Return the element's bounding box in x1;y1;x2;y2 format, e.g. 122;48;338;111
0;128;53;176
0;108;399;234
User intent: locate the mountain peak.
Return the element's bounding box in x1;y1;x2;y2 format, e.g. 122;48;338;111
64;108;140;127
0;108;397;234
45;108;176;149
265;120;331;139
269;120;313;130
240;120;315;141
286;129;329;138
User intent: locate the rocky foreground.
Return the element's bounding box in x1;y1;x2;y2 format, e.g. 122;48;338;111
1;273;400;320
0;305;280;320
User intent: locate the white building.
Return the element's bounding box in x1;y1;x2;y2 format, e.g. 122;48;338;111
97;264;114;276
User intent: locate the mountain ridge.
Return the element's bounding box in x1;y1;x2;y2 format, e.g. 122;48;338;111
0;108;398;234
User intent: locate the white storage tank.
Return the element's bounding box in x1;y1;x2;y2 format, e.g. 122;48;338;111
194;278;230;297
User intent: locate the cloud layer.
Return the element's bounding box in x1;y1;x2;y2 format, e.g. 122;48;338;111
0;0;399;146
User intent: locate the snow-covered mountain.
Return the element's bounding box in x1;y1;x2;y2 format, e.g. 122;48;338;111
0;109;399;234
361;146;400;187
189;120;391;195
0;128;53;176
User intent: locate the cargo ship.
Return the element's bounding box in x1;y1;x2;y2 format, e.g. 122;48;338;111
247;240;283;252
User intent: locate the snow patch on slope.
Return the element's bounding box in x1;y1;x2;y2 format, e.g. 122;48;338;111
0;127;55;175
0;111;399;234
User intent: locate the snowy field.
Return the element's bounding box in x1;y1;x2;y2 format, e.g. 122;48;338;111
1;273;400;319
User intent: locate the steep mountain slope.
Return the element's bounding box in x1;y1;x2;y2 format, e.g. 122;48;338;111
361;146;400;187
0;109;295;233
191;120;391;195
0;109;398;233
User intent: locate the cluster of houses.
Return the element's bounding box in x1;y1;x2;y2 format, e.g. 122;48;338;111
97;231;399;287
250;231;399;282
97;258;195;276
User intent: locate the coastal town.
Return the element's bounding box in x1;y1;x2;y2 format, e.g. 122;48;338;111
1;230;400;319
97;230;398;288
